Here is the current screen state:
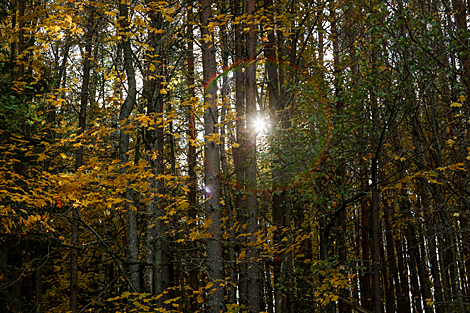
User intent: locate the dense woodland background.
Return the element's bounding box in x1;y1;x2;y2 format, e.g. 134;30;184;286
1;0;470;312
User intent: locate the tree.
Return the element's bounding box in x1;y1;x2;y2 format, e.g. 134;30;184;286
199;0;224;311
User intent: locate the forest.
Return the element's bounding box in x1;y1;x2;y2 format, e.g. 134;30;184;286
1;0;470;312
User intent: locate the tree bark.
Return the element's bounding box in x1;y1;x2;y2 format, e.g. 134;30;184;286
17;0;25;79
199;0;224;310
186;4;199;311
119;0;140;293
264;1;289;311
71;6;94;312
382;193;398;313
245;0;259;310
233;0;247;306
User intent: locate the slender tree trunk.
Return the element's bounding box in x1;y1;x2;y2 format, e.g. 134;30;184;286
419;162;445;313
245;0;259;310
186;4;199;311
447;230;466;313
450;1;470;305
161;67;174;306
397;159;423;313
452;0;470;98
154;92;165;302
17;0;25;79
410;116;435;313
219;14;237;306
119;0;140;293
265;2;285;311
233;0;247;306
71;6;94;312
331;4;350;311
359;171;372;310
370;157;383;313
143;4;163;298
396;237;411;313
382;192;398;313
431;14;455;305
437;214;454;312
199;0;224;310
368;19;384;310
35;267;42;313
397;152;424;313
390;143;412;313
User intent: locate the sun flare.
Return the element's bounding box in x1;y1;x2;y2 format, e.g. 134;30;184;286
254;118;266;133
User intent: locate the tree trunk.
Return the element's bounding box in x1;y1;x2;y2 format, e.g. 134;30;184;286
382;193;399;313
154;74;165;304
119;0;140;293
71;6;94;312
370;158;383;313
199;0;224;310
264;2;289;311
186;4;199;311
17;0;25;79
219;14;237;306
245;0;259;310
331;4;350;311
233;0;247;307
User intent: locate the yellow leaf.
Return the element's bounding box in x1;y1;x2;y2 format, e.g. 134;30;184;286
178;200;189;210
38;153;48;161
203;218;213;228
451;102;462;107
189;231;198;241
449;163;466;171
459;95;466;102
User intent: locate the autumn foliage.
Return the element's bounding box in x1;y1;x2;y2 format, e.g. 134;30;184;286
1;0;470;312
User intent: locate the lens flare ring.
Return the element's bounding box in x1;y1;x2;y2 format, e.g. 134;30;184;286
202;57;332;194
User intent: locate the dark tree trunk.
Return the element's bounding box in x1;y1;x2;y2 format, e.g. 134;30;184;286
186;4;199;311
71;6;94;312
17;0;25;79
199;0;224;310
233;0;247;307
245;0;259;310
119;0;140;293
